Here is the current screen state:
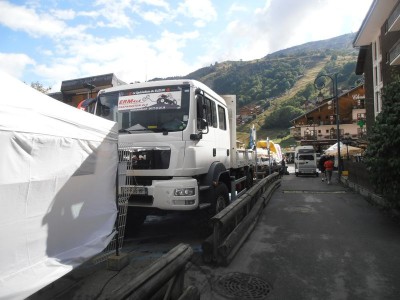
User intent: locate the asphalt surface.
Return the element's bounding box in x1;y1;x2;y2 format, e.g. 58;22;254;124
188;167;400;300
29;166;400;299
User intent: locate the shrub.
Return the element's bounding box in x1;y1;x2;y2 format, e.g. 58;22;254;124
364;75;400;207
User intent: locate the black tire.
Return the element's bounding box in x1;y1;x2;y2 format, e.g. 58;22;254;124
197;183;229;235
212;183;229;215
245;169;254;189
125;207;146;235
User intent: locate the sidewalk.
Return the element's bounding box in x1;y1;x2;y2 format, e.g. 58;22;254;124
29;172;400;299
186;171;400;299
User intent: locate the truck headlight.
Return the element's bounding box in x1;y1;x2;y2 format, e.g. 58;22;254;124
174;188;195;196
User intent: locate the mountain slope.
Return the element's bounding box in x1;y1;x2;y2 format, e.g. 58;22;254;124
156;33;361;147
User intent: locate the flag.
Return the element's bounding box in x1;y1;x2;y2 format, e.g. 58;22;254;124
249;124;256;149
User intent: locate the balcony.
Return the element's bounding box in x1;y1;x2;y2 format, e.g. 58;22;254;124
300;130;344;141
388;1;400;32
389;40;400;66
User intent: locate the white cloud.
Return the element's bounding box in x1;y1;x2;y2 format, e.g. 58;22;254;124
32;29;200;86
227;3;248;16
138;0;170;10
93;0;136;29
0;1;67;38
0;1;90;40
50;9;76;20
177;0;217;27
0;53;35;79
141;10;170;25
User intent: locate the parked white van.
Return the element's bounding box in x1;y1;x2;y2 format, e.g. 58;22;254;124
294;146;318;177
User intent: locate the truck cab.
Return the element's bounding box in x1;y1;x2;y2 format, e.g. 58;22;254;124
92;80;254;228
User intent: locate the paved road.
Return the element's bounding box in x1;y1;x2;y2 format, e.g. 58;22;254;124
29;168;400;299
187;170;400;299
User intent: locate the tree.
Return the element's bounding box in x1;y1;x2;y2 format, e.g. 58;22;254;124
364;75;400;207
31;81;51;93
263;105;304;129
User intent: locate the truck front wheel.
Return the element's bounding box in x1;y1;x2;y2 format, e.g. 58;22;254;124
198;183;229;235
213;183;229;214
125;207;147;234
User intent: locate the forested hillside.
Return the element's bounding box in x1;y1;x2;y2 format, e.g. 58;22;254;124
156;33;363;147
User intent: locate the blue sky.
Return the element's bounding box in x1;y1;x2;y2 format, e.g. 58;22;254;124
0;0;373;92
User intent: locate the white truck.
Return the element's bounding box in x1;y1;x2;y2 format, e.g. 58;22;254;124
92;79;255;228
294;145;318;177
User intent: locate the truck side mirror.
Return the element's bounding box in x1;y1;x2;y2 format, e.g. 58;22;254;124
100;104;110;117
200;118;208;130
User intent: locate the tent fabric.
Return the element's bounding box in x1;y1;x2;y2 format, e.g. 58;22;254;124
0;71;119;300
256;140;282;161
324;142;363;156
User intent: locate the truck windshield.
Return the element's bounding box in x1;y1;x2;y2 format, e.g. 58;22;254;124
97;84;190;133
299;154;314;161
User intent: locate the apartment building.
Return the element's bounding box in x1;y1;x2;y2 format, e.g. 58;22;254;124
353;0;400;131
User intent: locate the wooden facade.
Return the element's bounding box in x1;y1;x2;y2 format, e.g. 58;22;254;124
291;85;366;152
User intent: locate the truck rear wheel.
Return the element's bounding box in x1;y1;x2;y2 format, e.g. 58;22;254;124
246;169;254;189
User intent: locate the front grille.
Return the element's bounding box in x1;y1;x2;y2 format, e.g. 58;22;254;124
129;195;154;206
125;176;173;186
119;146;171;170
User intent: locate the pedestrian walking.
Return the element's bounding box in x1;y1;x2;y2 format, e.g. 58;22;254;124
279;157;287;177
318;155;327;182
324;156;334;184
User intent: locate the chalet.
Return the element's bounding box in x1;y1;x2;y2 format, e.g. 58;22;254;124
291;85;366;152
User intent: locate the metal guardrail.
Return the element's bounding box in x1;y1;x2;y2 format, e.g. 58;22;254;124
230;174;248;201
202;173;281;266
111;243;198;300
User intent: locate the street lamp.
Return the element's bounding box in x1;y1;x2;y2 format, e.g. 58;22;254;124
342;137;352;160
83;82;96;98
314;73;341;182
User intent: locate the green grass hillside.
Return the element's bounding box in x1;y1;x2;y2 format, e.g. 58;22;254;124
156;33;362;149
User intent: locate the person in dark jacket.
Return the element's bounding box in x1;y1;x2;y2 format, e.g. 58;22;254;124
280;157;287;177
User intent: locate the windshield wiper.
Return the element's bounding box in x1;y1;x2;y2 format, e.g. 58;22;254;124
119;128;131;134
125;124;149;131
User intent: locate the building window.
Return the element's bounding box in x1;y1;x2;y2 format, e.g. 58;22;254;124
375;91;382;114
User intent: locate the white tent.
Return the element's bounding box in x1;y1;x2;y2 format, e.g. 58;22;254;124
0;71;118;300
324;142;364;157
